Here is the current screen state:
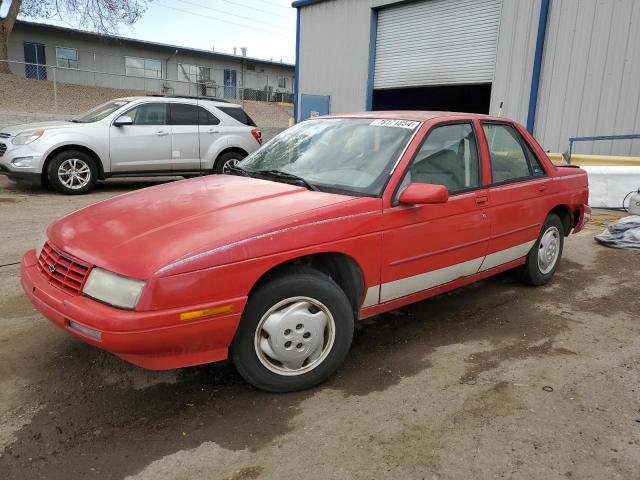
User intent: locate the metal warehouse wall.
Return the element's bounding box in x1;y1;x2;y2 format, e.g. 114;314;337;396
535;0;640;156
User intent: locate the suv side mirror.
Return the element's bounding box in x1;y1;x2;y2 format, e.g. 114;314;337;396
114;115;133;126
399;183;449;205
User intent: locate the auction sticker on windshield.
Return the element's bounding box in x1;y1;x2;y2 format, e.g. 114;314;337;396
370;119;420;129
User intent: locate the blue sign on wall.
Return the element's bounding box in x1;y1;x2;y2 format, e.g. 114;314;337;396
300;94;330;121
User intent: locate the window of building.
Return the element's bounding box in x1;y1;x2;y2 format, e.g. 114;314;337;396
56;47;78;69
482;123;545;183
125;56;162;79
404;123;480;194
278;77;287;89
178;63;212;83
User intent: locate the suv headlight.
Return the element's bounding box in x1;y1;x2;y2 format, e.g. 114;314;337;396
82;268;146;310
12;129;44;145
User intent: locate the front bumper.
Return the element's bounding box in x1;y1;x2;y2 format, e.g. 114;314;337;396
21;250;245;370
0;164;42;185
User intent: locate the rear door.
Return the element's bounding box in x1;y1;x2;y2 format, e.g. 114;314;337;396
479;122;550;271
197;106;222;172
109;102;172;172
168;103;201;172
380;121;490;303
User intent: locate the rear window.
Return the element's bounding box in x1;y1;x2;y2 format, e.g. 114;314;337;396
217;106;257;127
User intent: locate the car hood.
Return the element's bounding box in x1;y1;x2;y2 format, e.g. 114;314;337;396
1;121;78;136
47;175;367;279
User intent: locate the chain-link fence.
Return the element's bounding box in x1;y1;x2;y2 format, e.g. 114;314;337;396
1;56;294;113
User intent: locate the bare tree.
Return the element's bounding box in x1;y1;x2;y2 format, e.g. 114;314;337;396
0;0;150;72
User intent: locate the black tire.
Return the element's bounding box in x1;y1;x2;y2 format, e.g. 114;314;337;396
46;150;98;195
214;151;245;174
516;213;565;286
230;267;354;392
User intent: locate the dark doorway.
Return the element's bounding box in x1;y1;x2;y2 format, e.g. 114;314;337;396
23;42;47;80
372;83;491;114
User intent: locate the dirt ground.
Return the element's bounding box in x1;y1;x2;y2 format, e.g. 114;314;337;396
0;176;638;480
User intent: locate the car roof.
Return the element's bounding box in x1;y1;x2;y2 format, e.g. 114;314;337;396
114;96;241;107
323;111;499;122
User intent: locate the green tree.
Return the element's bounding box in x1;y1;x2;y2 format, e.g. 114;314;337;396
0;0;150;72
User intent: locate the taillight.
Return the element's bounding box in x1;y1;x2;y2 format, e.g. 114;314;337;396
251;128;262;145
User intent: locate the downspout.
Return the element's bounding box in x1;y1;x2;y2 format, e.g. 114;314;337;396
365;9;378;111
526;0;551;133
293;8;301;122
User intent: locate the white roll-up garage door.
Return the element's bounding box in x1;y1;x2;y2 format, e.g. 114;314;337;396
374;0;502;89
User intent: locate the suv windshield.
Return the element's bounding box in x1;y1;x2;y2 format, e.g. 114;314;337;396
72;100;130;123
238;118;419;196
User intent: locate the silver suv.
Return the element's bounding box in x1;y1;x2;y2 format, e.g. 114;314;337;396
0;96;262;194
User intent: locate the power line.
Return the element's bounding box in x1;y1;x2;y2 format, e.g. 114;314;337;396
181;0;295;20
154;3;292;38
252;0;293;11
174;0;294;31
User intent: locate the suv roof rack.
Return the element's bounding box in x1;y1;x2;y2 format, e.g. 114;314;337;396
149;95;231;104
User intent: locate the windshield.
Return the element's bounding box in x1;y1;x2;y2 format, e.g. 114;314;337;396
238;118;419;196
72;100;130;123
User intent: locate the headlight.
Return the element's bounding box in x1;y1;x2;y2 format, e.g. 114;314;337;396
82;268;146;310
12;129;44;145
35;235;47;258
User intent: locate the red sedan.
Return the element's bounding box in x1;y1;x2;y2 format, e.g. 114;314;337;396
21;112;590;392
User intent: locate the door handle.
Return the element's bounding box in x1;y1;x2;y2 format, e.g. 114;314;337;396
155;130;169;136
538;184;548;192
207;129;219;134
475;195;488;206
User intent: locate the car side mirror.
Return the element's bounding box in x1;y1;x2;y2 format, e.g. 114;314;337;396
398;183;449;205
114;115;133;126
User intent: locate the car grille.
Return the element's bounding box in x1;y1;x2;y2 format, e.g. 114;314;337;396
37;242;90;295
0;143;6;157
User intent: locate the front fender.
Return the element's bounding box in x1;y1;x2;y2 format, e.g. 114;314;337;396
42;130;109;172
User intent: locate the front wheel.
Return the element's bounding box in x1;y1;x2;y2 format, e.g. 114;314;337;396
516;213;564;286
230;268;354;392
46;150;98;195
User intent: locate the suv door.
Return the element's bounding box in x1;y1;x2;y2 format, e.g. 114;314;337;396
109;103;171;172
168;103;201;172
197;106;222;172
379;122;490;303
479;122;550;271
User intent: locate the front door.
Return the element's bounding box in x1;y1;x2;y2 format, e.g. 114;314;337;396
380;122;490;303
109;103;172;172
23;42;46;80
479;122;551;271
224;69;237;99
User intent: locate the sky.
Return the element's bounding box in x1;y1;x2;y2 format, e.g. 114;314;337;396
1;0;297;64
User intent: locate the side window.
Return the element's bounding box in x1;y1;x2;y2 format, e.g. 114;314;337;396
197;106;220;125
404;123;480;194
125;103;167;126
482;123;544;182
170;104;199;125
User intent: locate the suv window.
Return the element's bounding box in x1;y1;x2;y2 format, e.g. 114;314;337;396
169;103;221;125
482;123;545;183
217;106;257;126
403;123;480;194
198;107;220;125
126;103;167;126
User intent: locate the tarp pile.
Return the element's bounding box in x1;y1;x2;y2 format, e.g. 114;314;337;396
595;215;640;250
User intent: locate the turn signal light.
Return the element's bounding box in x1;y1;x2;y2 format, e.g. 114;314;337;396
180;305;233;321
251;128;262;145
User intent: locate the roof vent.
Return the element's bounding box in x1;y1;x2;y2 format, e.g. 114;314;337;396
241;47;247;57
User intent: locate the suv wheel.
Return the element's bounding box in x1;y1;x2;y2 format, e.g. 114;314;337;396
47;150;98;195
214;151;245;174
231;267;354;392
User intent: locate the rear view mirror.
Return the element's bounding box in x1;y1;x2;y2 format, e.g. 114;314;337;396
399;183;448;205
114;115;133;126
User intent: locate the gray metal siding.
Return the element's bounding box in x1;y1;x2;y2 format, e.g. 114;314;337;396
535;0;640;155
298;0;373;113
374;0;502;89
489;0;540;126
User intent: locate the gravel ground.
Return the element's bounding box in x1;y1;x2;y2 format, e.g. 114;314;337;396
0;176;638;480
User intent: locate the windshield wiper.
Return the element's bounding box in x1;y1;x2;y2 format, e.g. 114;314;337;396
253;169;319;191
227;164;253;177
69;119;81;123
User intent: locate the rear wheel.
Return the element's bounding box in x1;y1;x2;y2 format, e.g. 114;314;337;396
214;151;245;174
516;213;564;286
46;150;98;195
230;268;354;392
